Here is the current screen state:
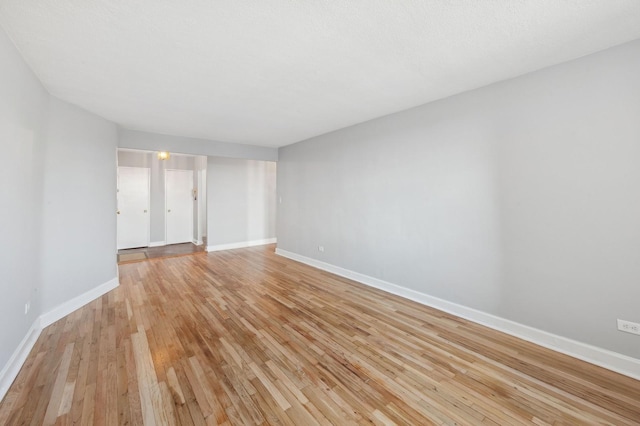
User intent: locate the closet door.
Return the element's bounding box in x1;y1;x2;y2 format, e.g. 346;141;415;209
165;169;194;245
117;167;150;249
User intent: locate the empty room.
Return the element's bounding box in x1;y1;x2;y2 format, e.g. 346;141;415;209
1;1;640;424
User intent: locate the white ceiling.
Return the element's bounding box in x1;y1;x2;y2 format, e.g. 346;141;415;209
1;1;640;148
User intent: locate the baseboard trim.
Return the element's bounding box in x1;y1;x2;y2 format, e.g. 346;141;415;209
207;238;277;252
0;321;42;401
0;275;120;402
192;239;203;246
39;277;120;328
275;248;640;381
148;241;166;247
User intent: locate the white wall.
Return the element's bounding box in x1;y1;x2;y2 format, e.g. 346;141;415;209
39;98;118;313
0;25;48;372
119;128;278;161
197;156;207;242
117;150;205;244
277;39;640;360
207;157;276;249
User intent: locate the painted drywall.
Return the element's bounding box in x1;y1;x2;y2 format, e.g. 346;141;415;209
39;98;119;313
1;24;120;384
5;2;640;147
277;39;640;359
196;156;207;242
0;26;48;372
117;150;205;244
119;128;278;161
207;157;276;247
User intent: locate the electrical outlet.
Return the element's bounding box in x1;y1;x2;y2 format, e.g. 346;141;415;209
318;245;324;252
617;319;640;335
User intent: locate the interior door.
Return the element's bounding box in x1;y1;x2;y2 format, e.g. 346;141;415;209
117;167;150;249
166;169;194;245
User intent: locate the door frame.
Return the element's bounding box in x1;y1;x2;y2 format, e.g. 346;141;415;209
164;168;194;245
196;168;206;245
117;166;151;250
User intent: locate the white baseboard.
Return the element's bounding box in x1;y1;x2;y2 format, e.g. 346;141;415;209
39;277;120;328
275;248;640;381
148;241;166;247
192;239;203;246
207;237;277;253
0;321;42;401
0;275;120;402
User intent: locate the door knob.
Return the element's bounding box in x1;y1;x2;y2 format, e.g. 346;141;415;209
168;209;171;212
117;210;120;214
144;210;147;213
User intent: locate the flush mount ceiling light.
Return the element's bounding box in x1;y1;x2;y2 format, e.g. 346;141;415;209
157;151;170;160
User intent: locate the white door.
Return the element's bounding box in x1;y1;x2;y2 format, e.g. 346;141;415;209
166;169;194;245
117;167;150;249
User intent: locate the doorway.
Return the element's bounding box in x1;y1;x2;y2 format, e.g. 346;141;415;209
116;149;207;263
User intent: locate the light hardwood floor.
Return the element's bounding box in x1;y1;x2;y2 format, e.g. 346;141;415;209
1;245;639;425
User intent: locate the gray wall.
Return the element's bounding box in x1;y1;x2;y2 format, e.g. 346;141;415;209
117;150;204;243
207;157;276;247
0;26;120;375
119;128;278;162
39;98;118;313
277;39;640;359
0;25;48;371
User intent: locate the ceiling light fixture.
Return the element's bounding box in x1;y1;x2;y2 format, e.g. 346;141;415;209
157;151;170;160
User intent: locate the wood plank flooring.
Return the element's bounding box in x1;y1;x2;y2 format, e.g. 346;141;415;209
1;244;639;425
118;240;206;264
